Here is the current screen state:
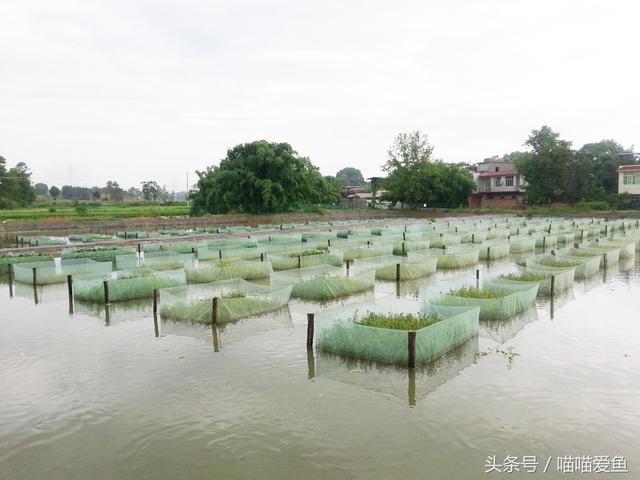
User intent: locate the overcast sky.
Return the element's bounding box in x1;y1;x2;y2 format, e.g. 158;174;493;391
1;0;638;191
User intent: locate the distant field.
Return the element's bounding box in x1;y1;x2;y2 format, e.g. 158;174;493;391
0;202;191;223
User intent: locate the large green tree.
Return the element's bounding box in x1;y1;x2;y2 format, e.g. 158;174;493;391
191;141;338;214
574;140;634;199
382;132;474;208
0;157;35;207
514;126;574;204
335;167;365;186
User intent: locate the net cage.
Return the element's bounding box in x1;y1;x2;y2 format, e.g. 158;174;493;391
555;233;575;245
68;233;113;243
18;236;68;246
478;241;511;260
415;246;480;269
205;238;258;249
459;230;488;244
490;266;567;296
197;246;263;262
533;235;558;250
301;232;337;242
143;242;205;254
73;269;186;303
423;233;461;249
61;247;136;265
185;260;273;283
256;234;303;244
537;252;601;279
421;277;539;321
521;261;576;293
392;240;431;256
485;227;511;240
508;237;537;254
116;252;195;270
592;239;636;260
571;245;620;267
337;242;394;262
0;253;54;274
350;254;438;281
271;264;376;300
116;231;152;239
314;295;480;366
268;249;343;271
13;258;113;285
158;279;292;325
157;229;190;236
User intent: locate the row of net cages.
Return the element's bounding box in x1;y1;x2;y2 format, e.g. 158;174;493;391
115;251;195;270
314;295;480;367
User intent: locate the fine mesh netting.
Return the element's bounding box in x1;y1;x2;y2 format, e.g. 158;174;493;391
74;269;186;303
17;236;68;246
521;261;576;293
421;277;538;321
508;237;536;254
13;258;113;285
592;239;636;259
159;279;292;325
571;245;620;267
478;242;511;260
315;295;479;366
351;254;438;281
62;247;136;265
116;252;195;270
268;250;343;271
537;252;601;279
271;264;376;300
0;253;53;274
392;240;431;256
416;246;480;269
185;260;272;283
338;243;394;261
197;246;263;261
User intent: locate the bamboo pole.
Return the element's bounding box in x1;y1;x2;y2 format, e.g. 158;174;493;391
407;331;416;368
306;313;315;348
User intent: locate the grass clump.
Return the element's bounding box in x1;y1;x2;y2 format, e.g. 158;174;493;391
500;272;546;282
222;291;246;299
288;249;325;258
447;287;508;299
539;258;578;268
355;311;441;330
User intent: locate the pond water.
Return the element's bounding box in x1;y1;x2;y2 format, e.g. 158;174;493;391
1;255;639;479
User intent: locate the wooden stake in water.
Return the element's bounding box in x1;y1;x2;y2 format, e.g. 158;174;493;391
67;275;74;314
32;267;37;290
407;331;416;369
476;269;480;288
260;252;264;262
103;280;110;305
211;296;220;352
396;263;401;282
137;243;142;255
346;260;350;277
550;275;555;298
297;255;301;269
152;288;159;337
306;313;315;348
8;264;14;298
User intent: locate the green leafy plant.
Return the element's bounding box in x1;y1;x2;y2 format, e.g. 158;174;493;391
354;311;441;330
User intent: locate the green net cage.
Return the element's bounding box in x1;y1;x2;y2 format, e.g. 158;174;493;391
62;247;136;265
73;269;186;303
508;237;537;254
68;233;114;243
116;231;152;239
13;258;113;285
18;236;68;246
0;253;54;274
197;246;263;261
116;252;195;270
256;234;303;244
536;253;601;279
315;295;480;366
424;233;461;249
592;239;636;259
534;235;558;250
392;240;431;256
143;242;204;254
159;279;292;325
572;245;620;267
416;246;480;269
351;254;438;281
421;278;539;321
338;242;394;262
185;260;272;283
478;242;511;260
272;264;376;300
459;230;488;244
521;261;576;293
268;249;343;271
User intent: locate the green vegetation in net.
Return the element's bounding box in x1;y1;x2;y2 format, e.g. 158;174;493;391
116;251;195;270
0;253;54;274
447;287;509;299
272;265;375;300
68;233;114;243
116;231;151;239
159;279;292;324
537;258;580;268
74;269;186;303
18;236;68;246
355;311;441;330
423;247;479;269
269;250;343;271
62;247;135;265
500;272;546;282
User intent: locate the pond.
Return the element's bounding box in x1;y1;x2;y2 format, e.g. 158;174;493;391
1;254;639;479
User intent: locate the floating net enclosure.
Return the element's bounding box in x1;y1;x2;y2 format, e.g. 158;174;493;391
315;295;479;366
0;253;53;274
534;235;558;250
459;230;488;244
417;246;480;269
116;251;195;270
508;237;536;254
256;234;303;244
186;260;272;283
12;258;113;285
143;242;204;254
159;279;292;325
351;254;438;281
18;236;68;246
272;264;375;300
338;243;394;262
62;247;135;265
74;269;186;303
536;253;600;279
521;261;576;293
424;233;461;249
116;231;152;239
68;233;113;243
392;240;431;256
478;242;510;260
593;240;636;259
421;278;538;321
268;249;343;271
571;245;620;267
197;246;263;261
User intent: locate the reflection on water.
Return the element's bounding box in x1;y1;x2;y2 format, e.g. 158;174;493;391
480;306;539;344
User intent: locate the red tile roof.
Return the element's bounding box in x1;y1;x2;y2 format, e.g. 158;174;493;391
619;165;640;171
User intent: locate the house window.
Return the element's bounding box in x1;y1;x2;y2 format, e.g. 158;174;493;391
623;172;640;185
495;166;500;172
494;176;502;187
505;175;514;187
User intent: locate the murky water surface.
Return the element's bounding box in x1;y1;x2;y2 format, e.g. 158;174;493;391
1;256;639;479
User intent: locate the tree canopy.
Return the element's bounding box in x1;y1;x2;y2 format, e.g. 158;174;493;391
0;156;35;207
191;141;340;214
381;132;475;208
336;167;365;186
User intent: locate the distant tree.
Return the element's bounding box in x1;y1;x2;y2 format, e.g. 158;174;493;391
61;185;91;200
141;181;161;202
34;183;49;197
575;140;635;198
322;176;343;203
91;187;101;201
104;180;124;201
49;185;61;200
514;126;574;204
335;167;365;186
191;140;337;214
126;187;142;201
385;131;434;171
0;158;35;206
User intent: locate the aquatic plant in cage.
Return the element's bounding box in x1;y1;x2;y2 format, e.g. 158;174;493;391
13;258;113;285
272;264;375;300
535;254;600;279
593;240;636;260
566;246;620;267
18;236;68;246
422;278;539;321
197;246;263;261
315;295;479;366
521;261;576;293
62;247;135;265
68;234;114;243
74;269;186;303
186;260;272;283
159;279;292;324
